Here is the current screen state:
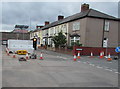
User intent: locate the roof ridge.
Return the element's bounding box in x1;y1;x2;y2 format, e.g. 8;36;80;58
86;9;92;16
88;9;117;19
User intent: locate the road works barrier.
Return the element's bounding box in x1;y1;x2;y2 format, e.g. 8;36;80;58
99;51;104;59
13;53;16;58
107;53;112;61
89;52;94;58
77;51;81;59
40;52;43;60
73;54;77;61
26;53;29;60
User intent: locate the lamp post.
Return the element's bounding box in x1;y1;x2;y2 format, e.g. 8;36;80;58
46;33;48;49
105;38;108;58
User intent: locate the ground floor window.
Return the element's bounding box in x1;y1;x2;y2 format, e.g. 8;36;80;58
70;37;80;46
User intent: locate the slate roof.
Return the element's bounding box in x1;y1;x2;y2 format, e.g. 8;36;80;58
40;9;119;30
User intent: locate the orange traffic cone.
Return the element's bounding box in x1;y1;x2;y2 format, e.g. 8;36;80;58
107;53;112;61
40;52;43;60
77;51;80;59
7;51;10;56
89;52;94;58
13;53;16;58
26;53;29;60
102;51;104;56
99;51;104;59
73;54;77;61
5;48;8;53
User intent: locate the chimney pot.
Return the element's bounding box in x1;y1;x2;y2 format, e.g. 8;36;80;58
58;15;64;20
81;3;89;12
36;26;44;29
45;21;50;26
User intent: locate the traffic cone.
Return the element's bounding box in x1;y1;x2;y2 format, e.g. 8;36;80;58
5;48;8;53
102;51;104;56
26;53;29;60
7;51;10;56
73;54;77;61
89;52;94;58
99;51;104;59
77;51;80;59
40;52;43;60
107;53;112;61
13;53;16;58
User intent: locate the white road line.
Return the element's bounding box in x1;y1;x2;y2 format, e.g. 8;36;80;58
56;56;68;60
83;62;87;64
105;68;113;72
78;61;81;62
89;64;95;66
111;69;117;71
96;66;103;69
114;72;118;74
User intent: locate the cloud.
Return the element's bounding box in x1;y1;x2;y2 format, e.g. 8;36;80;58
1;0;119;2
1;2;119;32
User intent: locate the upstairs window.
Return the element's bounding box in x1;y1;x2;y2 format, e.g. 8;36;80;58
104;21;110;31
73;22;80;31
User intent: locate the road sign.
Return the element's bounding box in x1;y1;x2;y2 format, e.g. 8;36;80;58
76;49;83;51
115;47;120;52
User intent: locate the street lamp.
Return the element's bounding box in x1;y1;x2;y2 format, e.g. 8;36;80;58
46;33;48;49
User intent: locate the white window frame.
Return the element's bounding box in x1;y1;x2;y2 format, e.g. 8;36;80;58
73;22;80;31
104;21;110;31
70;37;80;46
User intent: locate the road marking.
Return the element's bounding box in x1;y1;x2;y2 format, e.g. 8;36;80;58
83;62;87;64
111;69;117;71
53;56;68;60
114;72;118;74
89;64;95;66
105;68;113;72
78;61;81;62
108;62;112;63
96;66;103;69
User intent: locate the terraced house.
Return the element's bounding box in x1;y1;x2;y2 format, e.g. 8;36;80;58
30;3;119;48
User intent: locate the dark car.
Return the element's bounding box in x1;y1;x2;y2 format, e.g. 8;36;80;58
18;57;27;61
30;53;37;59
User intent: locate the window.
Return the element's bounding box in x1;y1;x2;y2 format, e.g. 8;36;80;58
104;21;110;31
49;28;53;36
70;37;80;46
62;24;67;33
73;22;80;31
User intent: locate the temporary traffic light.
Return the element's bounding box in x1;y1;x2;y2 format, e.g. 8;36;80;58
33;38;37;50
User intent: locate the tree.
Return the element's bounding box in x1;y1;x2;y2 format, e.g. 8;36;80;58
52;31;67;48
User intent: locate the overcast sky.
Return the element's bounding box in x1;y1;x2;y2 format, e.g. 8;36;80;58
1;1;119;32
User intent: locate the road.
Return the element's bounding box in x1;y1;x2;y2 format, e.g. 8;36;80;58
2;46;119;87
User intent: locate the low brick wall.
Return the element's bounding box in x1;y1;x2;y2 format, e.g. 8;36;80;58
38;46;73;55
38;46;118;56
73;46;118;56
54;48;73;55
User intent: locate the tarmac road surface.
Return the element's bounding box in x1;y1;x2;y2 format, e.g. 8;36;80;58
2;46;119;87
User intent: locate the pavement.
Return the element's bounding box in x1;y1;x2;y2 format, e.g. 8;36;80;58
2;46;119;87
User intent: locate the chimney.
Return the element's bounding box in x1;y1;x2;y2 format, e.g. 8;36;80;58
45;21;50;26
81;3;89;12
58;15;64;20
36;26;44;29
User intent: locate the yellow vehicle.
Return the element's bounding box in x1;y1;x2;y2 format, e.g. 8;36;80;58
16;50;28;55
